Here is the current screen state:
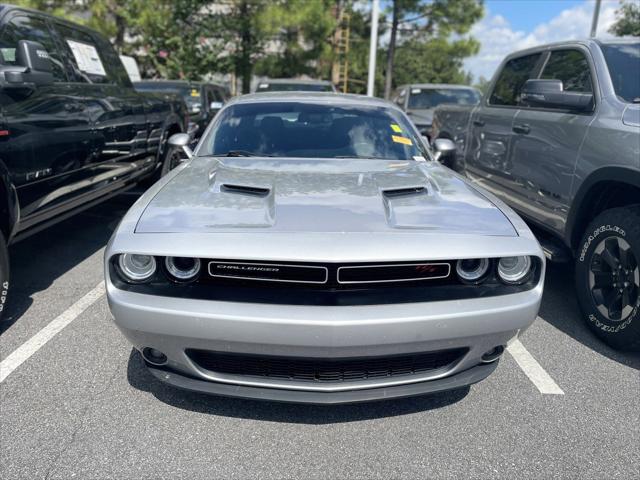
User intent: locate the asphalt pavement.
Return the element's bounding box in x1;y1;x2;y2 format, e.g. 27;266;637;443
1;191;638;479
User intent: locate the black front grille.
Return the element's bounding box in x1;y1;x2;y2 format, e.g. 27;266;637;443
208;261;328;284
186;348;467;383
337;263;451;284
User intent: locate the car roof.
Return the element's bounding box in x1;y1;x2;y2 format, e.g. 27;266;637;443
258;79;333;85
227;92;398;109
134;80;227;89
400;84;479;90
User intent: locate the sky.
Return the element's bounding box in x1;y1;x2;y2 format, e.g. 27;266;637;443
464;0;623;81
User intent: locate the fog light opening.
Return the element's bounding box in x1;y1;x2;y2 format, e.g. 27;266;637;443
142;347;168;366
481;345;505;363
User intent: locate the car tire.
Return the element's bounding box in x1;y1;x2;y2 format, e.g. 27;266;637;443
0;233;9;321
575;206;640;351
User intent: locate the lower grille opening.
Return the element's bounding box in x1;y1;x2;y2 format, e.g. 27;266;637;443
186;348;467;383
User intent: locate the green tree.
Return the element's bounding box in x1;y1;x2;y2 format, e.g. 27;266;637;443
383;0;484;98
392;36;478;87
11;0;82;21
255;0;336;79
213;0;273;93
609;0;640;37
125;0;225;79
473;75;490;95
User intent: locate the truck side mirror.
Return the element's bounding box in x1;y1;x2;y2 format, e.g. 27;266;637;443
0;40;54;88
520;79;593;112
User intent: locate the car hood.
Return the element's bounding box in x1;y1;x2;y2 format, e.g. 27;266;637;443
135;157;516;236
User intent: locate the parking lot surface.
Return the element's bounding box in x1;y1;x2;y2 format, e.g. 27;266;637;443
1;191;639;479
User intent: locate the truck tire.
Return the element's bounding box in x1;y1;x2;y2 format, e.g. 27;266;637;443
0;233;9;321
575;206;640;351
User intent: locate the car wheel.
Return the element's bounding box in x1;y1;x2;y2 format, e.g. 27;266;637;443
0;233;9;321
575;206;640;351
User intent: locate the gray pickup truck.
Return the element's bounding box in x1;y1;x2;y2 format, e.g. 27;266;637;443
431;39;640;351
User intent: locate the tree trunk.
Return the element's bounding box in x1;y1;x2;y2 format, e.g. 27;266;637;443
384;0;400;100
114;13;126;53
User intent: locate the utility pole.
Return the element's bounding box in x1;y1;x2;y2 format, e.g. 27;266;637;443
590;0;602;37
367;0;380;97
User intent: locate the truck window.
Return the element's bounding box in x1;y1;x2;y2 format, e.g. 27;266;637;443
53;23;131;87
541;49;593;93
0;14;66;81
489;53;541;107
600;42;640;103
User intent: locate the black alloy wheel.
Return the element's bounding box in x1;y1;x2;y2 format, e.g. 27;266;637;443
588;236;639;321
576;206;640;351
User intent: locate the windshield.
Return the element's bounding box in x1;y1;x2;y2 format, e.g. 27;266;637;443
408;88;481;109
256;82;334;92
600;42;640;103
135;84;202;110
198;102;429;160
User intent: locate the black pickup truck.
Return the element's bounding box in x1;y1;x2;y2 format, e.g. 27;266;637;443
0;5;187;318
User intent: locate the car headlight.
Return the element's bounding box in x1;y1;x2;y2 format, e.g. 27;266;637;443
456;258;490;283
498;256;532;284
165;256;201;281
118;254;156;282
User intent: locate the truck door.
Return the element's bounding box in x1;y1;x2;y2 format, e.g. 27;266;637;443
509;48;594;233
0;12;94;229
466;52;543;206
52;22;152;186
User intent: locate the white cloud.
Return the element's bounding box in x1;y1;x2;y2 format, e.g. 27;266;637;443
465;0;621;81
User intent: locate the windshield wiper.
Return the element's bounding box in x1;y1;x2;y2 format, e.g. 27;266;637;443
335;155;391;160
218;150;260;157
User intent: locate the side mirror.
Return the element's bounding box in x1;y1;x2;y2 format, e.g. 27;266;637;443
0;40;54;87
168;133;193;160
433;138;455;162
210;101;223;111
521;79;593;112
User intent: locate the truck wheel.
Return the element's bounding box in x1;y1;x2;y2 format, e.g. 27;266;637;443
575;206;640;351
0;234;9;321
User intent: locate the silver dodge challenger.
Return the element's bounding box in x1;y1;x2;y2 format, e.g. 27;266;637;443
105;92;544;404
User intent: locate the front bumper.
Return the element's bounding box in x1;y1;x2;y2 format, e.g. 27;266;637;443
146;361;498;404
107;279;542;403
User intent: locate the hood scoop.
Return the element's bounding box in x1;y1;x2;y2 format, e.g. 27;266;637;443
382;186;427;198
221;183;271;197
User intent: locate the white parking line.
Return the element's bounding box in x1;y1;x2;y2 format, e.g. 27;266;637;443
0;282;105;383
507;337;564;395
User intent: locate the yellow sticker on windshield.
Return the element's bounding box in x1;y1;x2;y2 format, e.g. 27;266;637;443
392;135;412;146
390;124;402;133
191;89;199;97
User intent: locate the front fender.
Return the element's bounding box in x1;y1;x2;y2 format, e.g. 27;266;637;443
566;166;640;248
155;111;185;163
